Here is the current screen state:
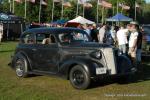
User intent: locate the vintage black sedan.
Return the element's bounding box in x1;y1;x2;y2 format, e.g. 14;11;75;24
11;27;136;89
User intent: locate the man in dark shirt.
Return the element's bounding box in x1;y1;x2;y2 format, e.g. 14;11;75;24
91;24;98;42
137;28;143;64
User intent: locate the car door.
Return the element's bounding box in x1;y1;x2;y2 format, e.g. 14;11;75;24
33;33;60;73
20;32;37;68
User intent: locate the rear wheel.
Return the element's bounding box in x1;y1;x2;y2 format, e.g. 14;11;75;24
14;55;29;78
69;65;91;90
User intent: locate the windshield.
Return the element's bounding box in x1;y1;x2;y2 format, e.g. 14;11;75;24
59;31;90;43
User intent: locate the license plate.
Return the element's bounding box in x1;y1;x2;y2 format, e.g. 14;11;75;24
96;68;107;75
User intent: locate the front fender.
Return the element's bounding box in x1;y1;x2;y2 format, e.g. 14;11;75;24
116;55;133;73
11;51;32;70
59;57;103;79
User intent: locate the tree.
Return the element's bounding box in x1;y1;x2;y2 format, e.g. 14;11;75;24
0;0;148;24
142;3;150;24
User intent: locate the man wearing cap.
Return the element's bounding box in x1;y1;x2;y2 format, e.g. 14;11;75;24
128;21;142;67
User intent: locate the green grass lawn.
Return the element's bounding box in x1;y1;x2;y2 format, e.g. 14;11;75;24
0;42;150;100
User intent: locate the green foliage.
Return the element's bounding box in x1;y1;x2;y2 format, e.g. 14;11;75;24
143;3;150;24
0;0;149;24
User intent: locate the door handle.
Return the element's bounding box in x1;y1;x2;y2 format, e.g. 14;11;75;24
32;49;37;51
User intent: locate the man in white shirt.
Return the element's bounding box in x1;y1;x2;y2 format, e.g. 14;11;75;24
98;24;106;43
116;26;128;54
0;23;3;43
128;22;139;66
0;31;3;44
0;32;2;43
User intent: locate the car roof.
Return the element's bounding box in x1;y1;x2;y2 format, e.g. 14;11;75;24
23;27;85;35
143;24;150;26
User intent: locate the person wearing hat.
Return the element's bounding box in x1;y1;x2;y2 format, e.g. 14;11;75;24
128;21;142;67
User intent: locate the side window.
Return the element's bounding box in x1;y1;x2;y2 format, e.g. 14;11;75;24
49;35;56;43
36;33;46;44
36;33;56;45
21;33;35;44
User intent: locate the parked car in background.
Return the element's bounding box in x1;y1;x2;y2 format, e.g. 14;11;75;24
10;27;136;89
142;25;150;54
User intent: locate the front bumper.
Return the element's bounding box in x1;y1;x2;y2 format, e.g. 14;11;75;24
91;67;137;80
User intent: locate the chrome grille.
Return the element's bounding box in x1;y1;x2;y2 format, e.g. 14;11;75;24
101;48;117;75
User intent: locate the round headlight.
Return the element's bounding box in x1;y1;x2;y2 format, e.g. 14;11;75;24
90;50;102;59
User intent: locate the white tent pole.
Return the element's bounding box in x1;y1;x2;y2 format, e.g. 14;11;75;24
61;0;64;19
112;6;115;25
76;0;79;17
116;0;119;25
101;7;104;24
117;0;118;14
52;0;54;22
9;0;12;12
113;6;114;15
39;0;42;23
24;0;27;19
7;24;9;40
96;0;99;24
12;0;14;13
83;4;85;17
135;1;137;21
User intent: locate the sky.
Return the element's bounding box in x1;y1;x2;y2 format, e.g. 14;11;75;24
145;0;150;3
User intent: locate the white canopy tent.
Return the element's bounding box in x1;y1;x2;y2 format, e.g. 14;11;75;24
68;16;95;24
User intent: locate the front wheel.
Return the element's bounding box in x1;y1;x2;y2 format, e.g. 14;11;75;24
69;65;91;90
14;55;29;78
